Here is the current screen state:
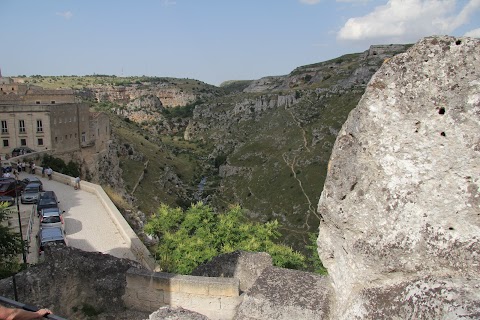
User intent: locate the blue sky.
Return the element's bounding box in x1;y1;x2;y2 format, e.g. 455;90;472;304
1;0;479;86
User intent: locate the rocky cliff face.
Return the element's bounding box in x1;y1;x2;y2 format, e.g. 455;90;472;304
183;44;410;250
90;84;196;108
317;36;480;318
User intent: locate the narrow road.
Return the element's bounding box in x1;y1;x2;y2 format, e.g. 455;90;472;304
13;172;137;264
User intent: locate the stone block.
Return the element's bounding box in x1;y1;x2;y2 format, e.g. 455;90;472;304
178;276;209;296
208;278;239;297
126;268;152;289
151;272;181;292
137;288;163;303
163;291;192;307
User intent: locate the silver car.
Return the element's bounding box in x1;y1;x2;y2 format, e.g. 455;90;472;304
40;207;65;230
21;182;43;204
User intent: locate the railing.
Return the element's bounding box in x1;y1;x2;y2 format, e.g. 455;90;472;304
25;206;36;259
0;295;67;320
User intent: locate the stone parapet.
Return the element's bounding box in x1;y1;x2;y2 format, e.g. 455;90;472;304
124;268;242;320
31;167;157;271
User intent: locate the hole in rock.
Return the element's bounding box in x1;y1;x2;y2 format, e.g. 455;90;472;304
455;40;461;45
449;227;454;230
440;132;446;137
438;107;445;115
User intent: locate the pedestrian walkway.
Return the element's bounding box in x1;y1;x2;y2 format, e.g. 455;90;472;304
13;172;137;264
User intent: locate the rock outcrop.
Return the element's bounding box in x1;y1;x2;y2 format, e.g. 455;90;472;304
192;250;273;292
317;36;480;318
0;245;146;319
234;267;332;320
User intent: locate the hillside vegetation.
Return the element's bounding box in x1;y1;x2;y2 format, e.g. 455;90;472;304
23;44;411;256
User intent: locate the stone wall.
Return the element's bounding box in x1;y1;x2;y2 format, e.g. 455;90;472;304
123;268;243;320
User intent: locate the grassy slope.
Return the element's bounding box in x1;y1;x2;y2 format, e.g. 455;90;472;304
207;90;363;249
107;113;203;215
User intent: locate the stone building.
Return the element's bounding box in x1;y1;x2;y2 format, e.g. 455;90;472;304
0;77;109;157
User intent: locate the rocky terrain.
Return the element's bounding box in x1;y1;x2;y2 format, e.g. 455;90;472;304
20;44;411;253
1;35;478;319
317;35;480;319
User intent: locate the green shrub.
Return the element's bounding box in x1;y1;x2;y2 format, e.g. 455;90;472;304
145;202;306;274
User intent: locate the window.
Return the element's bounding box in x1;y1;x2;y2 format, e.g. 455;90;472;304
51;101;55;104
3;139;8;147
36;101;40;104
55;137;58;143
1;120;7;133
19;120;25;133
20;139;26;146
37;120;43;132
81;132;86;143
38;138;44;146
65;135;68;140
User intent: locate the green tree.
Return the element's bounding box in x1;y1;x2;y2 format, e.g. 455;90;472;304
306;233;328;275
0;204;24;278
145;202;306;274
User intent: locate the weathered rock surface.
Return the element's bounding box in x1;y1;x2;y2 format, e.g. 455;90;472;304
0;245;145;319
90;84;196;108
233;266;332;320
317;36;480;319
148;306;209;320
191;250;272;292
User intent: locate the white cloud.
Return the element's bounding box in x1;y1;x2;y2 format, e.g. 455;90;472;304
337;0;480;42
464;27;480;37
299;0;322;4
56;11;73;20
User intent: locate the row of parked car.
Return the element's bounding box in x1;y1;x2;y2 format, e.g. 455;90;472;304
0;175;67;256
33;182;67;255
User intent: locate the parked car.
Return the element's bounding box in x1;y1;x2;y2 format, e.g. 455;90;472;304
1;160;12;173
11;147;34;157
22;177;43;188
20;182;43;204
0;195;15;206
0;178;25;197
37;227;67;254
40;207;65;230
36;191;60;216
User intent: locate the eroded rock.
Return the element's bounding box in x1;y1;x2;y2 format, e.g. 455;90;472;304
233;267;332;320
317;36;480;319
191;250;272;292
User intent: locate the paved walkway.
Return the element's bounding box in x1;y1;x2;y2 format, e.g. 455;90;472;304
14;172;137;264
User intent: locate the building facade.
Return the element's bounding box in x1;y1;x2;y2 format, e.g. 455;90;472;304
0;78;109;157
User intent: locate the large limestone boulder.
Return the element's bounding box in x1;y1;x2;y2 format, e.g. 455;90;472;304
317;36;480;318
191;250;272;292
233;267;332;320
